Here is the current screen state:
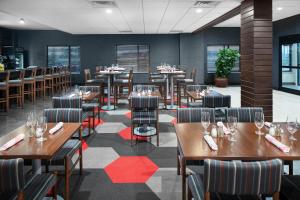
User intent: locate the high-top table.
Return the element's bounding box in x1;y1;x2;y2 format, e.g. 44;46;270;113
96;70;122;110
175;122;300;200
0;123;81;175
160;70;185;109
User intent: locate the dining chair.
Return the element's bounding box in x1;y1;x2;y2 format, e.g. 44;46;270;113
23;68;36;102
52;96;91;136
114;70;133;106
130;96;159;146
0;71;10;112
187;159;283;200
35;67;45;98
227;107;264;122
44;67;54;97
202;95;231;122
281;174;300;200
52;66;61;93
8;70;24;108
65;66;72;88
0;158;57;200
176;68;196;106
59;66;67;92
176;108;215;175
185;84;207;108
44;108;83;200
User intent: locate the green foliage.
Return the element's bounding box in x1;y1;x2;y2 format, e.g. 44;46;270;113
215;48;240;78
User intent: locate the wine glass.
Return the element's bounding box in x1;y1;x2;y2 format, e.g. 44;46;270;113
255;112;265;135
286;117;298;141
201;111;210;135
36;116;47;142
195;87;200;96
227;116;238;142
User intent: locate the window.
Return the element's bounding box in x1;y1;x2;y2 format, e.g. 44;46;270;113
116;45;149;72
47;46;81;74
207;45;240;73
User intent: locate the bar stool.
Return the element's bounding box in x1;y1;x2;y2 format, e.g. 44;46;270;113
52;67;61;93
176;68;196;106
35;67;45;98
23;68;36;102
85;68;105;105
65;66;72;88
60;66;67;92
8;70;24;108
0;71;10;112
44;67;54;97
114;70;133;106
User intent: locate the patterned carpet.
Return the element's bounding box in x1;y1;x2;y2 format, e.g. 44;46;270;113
67;99;182;200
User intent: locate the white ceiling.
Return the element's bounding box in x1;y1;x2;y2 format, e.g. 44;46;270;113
0;0;299;34
215;0;300;27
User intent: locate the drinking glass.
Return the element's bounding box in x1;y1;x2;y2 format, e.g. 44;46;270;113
36;116;47;142
254;112;265;135
74;85;79;95
195;88;200;96
201;111;210;135
286;117;298;141
227;116;238;142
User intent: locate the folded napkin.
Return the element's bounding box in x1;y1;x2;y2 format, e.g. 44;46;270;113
68;93;75;97
265;134;290;153
0;134;25;151
200;91;206;96
84;91;91;95
49;122;64;135
204;135;218;151
217;122;231;134
264;122;271;128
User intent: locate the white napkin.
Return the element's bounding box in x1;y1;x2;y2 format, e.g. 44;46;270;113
204;135;218;151
200;91;206;96
217;122;231;134
84;91;91;95
0;134;25;151
264;122;271;128
49;122;64;134
68;93;75;97
265;134;290;153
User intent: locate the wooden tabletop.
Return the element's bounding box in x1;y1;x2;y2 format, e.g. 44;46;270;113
0;123;81;159
128;91;162;99
186;90;223;100
175;122;300;161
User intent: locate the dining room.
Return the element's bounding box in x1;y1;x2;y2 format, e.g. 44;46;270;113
1;0;300;200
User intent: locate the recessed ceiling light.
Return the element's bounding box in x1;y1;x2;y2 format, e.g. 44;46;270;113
195;8;202;13
19;18;25;24
277;7;283;11
106;8;112;14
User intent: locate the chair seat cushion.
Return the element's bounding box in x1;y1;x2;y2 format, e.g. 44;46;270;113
177;78;193;83
187;101;202;108
86;79;104;84
114;79;128;84
24;77;34;81
151;74;164;79
8;79;22;84
151;79;166;84
132;111;157;124
0;82;7;87
0;174;56;200
35;75;44;80
50;139;81;162
82;103;99;111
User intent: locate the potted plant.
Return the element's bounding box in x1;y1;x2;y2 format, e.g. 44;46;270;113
0;55;5;72
215;48;240;87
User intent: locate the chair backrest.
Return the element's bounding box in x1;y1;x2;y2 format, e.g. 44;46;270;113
95;66;102;72
202;95;231;108
9;70;23;80
84;69;91;82
227;107;263;123
131;96;159;110
132;72;150;85
190;68;196;80
79;86;100;93
52;97;82;108
46;67;53;75
177;108;215;123
186;85;207;92
133;84;156;92
203;159;283;195
44;108;82;123
0;158;24;193
24;68;36;78
35;67;44;76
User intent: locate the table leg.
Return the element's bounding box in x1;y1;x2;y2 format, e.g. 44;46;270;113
101;75;114;110
32;159;42;175
166;74;169;98
167;74;177;109
182;158;186;200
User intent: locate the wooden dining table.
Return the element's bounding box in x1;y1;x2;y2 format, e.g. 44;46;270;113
175;122;300;200
0;123;81;174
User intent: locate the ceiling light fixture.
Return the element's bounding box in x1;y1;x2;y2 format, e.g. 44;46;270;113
277;7;283;11
106;8;112;14
195;8;203;13
19;18;25;24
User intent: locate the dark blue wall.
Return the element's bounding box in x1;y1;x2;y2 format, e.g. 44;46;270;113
273;14;300;88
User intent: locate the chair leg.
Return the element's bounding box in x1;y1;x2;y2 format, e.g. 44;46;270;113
79;140;83;175
273;192;279;200
177;149;180;175
188;186;192;200
131;124;133;146
156;122;159;147
52;172;58;200
64;156;70;200
6;88;9;112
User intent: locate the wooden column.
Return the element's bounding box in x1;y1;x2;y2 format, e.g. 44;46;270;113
240;0;273;121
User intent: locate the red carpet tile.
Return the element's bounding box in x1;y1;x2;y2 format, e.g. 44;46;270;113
82;118;104;128
104;156;158;183
118;127;147;141
103;97;115;103
125;111;131;119
94;107;106;113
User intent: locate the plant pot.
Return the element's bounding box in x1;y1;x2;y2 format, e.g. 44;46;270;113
215;77;228;87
